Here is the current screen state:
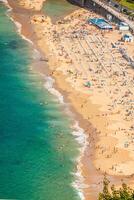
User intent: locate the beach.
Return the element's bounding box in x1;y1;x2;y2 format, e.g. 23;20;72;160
0;2;85;200
6;0;134;199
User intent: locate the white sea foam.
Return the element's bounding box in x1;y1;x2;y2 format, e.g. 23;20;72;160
5;6;34;45
72;121;88;200
1;0;12;10
33;49;41;59
12;19;33;45
2;0;33;46
44;76;64;104
3;2;89;198
0;0;8;4
44;75;88;200
72;122;87;146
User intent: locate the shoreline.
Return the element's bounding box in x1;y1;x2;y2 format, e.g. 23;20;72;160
4;0;134;199
3;1;89;199
43;75;88;200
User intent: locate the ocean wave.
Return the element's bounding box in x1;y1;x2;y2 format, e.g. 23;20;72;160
5;6;34;45
0;0;8;4
72;121;88;200
44;75;88;200
4;2;88;198
11;19;33;45
72;122;87;147
44;76;65;104
0;0;12;10
2;0;33;46
33;49;41;59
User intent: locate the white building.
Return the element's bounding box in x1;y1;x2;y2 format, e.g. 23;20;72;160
118;22;129;31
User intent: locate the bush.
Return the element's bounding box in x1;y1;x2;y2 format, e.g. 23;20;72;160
127;0;134;3
98;176;134;200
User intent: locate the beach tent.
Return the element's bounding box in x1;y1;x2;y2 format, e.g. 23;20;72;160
122;34;133;42
84;81;91;88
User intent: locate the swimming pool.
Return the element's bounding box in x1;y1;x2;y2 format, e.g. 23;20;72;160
89;18;113;30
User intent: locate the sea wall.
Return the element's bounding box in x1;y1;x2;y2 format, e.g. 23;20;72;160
68;0;120;22
85;0;120;22
68;0;85;6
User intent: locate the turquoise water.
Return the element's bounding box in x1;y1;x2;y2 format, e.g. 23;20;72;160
42;0;78;20
0;3;80;200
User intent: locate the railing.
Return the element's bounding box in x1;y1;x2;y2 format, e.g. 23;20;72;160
69;0;134;33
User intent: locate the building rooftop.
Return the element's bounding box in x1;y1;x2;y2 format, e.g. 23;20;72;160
89;18;113;30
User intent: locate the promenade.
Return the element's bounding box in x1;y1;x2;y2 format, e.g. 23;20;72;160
85;0;134;32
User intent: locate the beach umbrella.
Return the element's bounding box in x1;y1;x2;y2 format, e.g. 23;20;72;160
84;81;91;88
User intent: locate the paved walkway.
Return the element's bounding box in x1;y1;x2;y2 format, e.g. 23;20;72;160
89;0;134;32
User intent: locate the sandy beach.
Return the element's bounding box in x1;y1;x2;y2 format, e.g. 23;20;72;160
7;0;134;199
15;0;45;10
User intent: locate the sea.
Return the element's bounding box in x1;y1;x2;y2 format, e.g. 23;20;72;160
42;0;78;21
0;1;86;200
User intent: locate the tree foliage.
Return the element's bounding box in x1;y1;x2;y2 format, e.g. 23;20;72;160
98;176;134;200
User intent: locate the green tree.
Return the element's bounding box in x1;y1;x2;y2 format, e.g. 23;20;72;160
99;176;112;200
98;177;134;200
